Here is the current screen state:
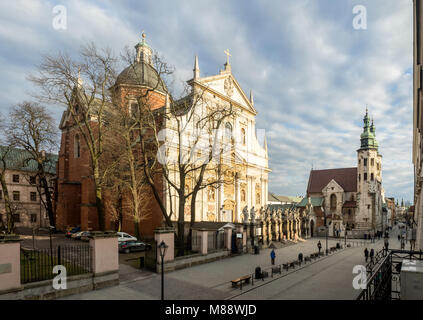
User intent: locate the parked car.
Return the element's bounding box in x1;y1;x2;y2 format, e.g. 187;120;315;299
65;226;81;238
117;232;138;243
80;231;92;241
72;231;89;240
119;240;152;254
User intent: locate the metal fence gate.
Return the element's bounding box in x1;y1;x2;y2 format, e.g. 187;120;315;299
20;245;92;284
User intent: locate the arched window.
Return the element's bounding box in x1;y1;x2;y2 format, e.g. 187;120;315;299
130;102;138;117
241;128;246;145
74;134;80;158
330;194;337;210
225;122;232;140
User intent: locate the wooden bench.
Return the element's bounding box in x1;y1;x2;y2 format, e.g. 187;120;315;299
305;256;311;263
283;263;289;271
231;275;251;289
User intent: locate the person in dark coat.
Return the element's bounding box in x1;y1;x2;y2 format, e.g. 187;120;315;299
364;248;369;263
317;241;322;254
270;249;276;265
370;248;375;263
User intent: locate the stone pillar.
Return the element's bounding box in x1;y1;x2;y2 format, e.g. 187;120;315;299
242;231;247;252
262;220;267;244
0;235;21;293
224;226;232;250
236;178;241;223
89;231;119;275
154;228;175;264
197;229;208;255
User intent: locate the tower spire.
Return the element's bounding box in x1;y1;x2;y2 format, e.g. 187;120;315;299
135;31;152;64
193;55;200;79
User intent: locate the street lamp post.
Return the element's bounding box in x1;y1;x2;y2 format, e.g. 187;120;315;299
158;241;168;301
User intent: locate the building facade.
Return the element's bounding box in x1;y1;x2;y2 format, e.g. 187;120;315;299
55;35;270;238
0;147;56;229
413;0;423;251
303;110;384;238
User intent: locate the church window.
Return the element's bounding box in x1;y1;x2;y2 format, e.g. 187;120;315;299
74;134;81;158
358;159;361;165
225;122;232;140
371;173;374;181
364;173;367;181
241;128;246;145
363;158;367;166
130;102;138;117
241;189;246;202
330;194;337;209
371;158;374;166
348;209;352;215
358;174;360;182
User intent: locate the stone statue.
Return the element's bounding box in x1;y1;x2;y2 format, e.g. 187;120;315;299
250;206;256;223
242;206;249;223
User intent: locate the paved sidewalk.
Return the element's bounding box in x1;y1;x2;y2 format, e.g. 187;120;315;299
62;237;374;300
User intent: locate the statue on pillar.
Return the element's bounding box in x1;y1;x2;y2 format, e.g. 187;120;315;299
250;206;256;224
242;206;249;224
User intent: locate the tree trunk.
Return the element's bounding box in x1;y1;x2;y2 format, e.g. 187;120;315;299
177;194;186;257
0;172;13;234
95;186;105;231
93;163;105;231
186;191;198;251
39;165;55;228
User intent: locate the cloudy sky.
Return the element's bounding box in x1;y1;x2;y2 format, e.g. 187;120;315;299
0;0;414;203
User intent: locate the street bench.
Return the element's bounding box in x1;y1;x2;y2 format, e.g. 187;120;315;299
231;275;251;289
271;266;281;276
304;256;311;263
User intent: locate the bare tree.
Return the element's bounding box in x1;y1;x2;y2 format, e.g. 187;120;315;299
102;104;152;238
0;146;14;234
29;43;118;231
7;101;58;228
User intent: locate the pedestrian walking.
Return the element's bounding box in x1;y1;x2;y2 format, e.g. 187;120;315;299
370;248;374;263
384;238;389;254
270;249;276;265
317;241;322;254
364;248;369;263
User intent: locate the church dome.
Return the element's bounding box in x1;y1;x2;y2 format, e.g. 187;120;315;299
116;61;167;93
115;33;167;93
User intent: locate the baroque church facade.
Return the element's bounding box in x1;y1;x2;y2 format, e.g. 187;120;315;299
302;109;384;238
55;35;269;237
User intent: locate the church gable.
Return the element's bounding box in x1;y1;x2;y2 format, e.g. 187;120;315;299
322;179;344;194
198;74;256;115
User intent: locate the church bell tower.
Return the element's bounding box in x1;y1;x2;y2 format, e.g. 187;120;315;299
356;108;383;232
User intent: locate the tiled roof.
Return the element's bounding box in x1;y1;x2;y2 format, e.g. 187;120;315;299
307;167;357;193
268;192;303;203
0;146;57;175
297;197;324;207
268;203;297;211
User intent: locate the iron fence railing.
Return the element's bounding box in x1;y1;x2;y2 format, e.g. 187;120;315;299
20;245;92;284
191;235;202;252
208;232;225;251
356;249;423;300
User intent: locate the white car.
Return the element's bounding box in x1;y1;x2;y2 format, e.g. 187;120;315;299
117;232;138;243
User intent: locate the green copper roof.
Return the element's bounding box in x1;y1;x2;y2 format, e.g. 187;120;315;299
0;146;57;175
359;109;378;150
297;197;323;207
